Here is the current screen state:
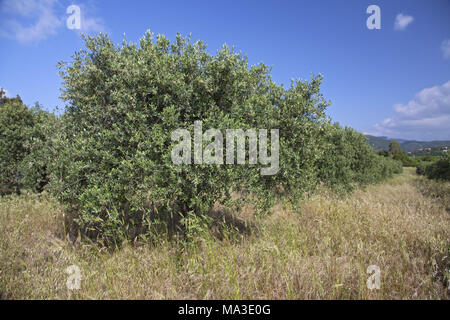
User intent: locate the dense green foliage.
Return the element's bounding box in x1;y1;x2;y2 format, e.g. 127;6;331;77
416;155;441;162
389;141;402;156
0;90;57;195
393;152;418;167
416;155;450;181
415;155;441;176
21;105;59;193
316;124;402;192
51;32;331;241
0;95;33;195
1;32;406;243
389;140;418;167
416;162;428;176
376;140;418;167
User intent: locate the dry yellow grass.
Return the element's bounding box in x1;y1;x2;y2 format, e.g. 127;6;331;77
0;167;449;299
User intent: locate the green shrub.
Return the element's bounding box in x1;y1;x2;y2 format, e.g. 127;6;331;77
377;154;403;177
0;97;34;195
416;155;438;162
393;152;418;167
388;140;417;167
0;88;56;195
2;33;407;244
51;32;329;242
47;31;406;243
20;105;59;193
416;162;428;176
424;155;450;181
316;124;402;192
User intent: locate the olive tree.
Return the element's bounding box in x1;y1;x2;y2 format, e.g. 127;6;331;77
52;31;330;242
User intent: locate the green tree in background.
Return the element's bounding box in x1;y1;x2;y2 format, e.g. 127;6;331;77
389;140;418;167
316;124;402;192
421;154;450;181
0;90;57;194
0;92;34;195
0;88;23;106
21;104;59;193
389;141;402;156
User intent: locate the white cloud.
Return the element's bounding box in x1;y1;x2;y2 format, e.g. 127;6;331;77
80;16;104;33
394;13;414;31
0;0;62;43
2;0;43;17
370;81;450;140
441;39;450;60
0;0;106;44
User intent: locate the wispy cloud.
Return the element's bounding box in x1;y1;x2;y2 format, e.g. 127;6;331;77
370;81;450;140
441;39;450;60
394;13;414;31
0;0;106;44
76;3;105;34
0;0;62;43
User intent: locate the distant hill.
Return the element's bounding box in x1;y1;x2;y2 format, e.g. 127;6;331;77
365;135;450;153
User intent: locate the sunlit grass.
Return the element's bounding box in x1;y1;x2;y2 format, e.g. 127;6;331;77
1;168;449;299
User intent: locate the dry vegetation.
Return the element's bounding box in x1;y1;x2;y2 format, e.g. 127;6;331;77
1;168;449;299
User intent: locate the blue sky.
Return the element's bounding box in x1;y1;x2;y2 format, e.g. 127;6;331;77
1;0;449;140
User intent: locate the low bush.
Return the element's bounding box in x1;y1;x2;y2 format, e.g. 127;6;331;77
424;155;450;181
416;162;428;176
393;152;418;167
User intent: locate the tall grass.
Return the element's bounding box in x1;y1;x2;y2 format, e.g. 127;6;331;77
1;168;449;299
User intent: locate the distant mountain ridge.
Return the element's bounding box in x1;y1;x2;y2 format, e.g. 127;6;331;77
365;135;450;152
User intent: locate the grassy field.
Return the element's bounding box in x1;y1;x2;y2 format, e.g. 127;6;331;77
0;167;449;299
